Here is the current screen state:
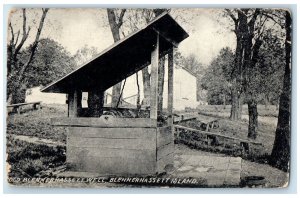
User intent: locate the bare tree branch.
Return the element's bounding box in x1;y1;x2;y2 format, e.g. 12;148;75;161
117;9;126;27
225;9;239;33
236;8;246;17
9;22;15;47
225;9;237;23
262;13;285;29
248;9;260;26
13;30;20;46
14;9;30;60
18;8;49;81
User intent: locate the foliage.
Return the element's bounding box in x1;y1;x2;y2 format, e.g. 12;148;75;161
73;45;98;68
255;31;285;105
201;47;234;105
19;38;75;88
7;8;49;104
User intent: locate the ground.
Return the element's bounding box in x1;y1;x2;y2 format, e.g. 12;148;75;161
5;104;289;188
177;144;288;188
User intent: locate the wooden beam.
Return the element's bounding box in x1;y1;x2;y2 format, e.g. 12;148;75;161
150;34;159;119
68;91;75;117
51;117;157;128
152;27;178;48
168;48;174;126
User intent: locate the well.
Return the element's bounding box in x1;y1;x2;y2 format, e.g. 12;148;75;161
42;12;188;176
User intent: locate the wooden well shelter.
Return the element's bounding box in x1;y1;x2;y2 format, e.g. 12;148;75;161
42;12;189;175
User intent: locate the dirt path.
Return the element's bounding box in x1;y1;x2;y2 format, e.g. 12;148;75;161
10;134;65;147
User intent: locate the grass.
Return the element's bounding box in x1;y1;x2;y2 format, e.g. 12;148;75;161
197;104;279;117
197;105;278;155
6;136;66;179
5;103;288;187
6;104;68;182
6;104;68;142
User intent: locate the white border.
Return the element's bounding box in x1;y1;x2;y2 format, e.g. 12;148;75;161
1;0;299;197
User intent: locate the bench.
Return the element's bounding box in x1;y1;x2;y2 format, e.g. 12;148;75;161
7;101;42;114
173;112;198;123
196;114;220;131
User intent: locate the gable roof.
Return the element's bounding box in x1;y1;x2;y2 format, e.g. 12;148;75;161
177;66;197;77
41;12;189;93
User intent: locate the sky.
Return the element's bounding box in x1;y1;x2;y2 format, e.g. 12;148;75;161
8;8;236;66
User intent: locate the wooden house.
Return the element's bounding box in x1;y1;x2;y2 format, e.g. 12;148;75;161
41;12;188;175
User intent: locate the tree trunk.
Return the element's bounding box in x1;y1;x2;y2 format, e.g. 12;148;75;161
11;83;26;104
230;31;243;120
223;93;226;109
87;90;105;117
107;9;126;107
142;67;151;106
154;9;167;116
270;11;291;172
111;83;122;107
242;10;262;140
230;86;242;120
140;9;167;110
109;24;122;107
7;8;49;105
247;98;258;139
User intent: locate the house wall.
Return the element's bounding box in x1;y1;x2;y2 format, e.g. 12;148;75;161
171;67;198;111
105;66;198;111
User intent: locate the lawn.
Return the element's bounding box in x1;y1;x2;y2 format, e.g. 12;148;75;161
6;104;68;179
5;103;288;187
196;104;278;154
7;104;68;142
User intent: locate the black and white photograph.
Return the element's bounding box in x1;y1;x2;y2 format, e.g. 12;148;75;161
5;7;291;188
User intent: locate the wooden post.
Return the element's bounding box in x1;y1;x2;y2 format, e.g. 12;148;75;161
150;34;159;119
17;107;21;115
68;90;82;117
168;48;174;126
87;90;105;117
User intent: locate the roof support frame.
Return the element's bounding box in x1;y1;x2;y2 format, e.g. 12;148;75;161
152;27;179;48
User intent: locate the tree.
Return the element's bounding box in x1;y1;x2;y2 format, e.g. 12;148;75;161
106;8;168;114
107;8;126;107
225;9;285;139
73;45;98;68
256;31;285;107
20;38;75;88
225;9;264;124
153;9;168;116
225;9;246;121
7;8;49;104
201;48;234;105
270;10;291;172
123;9;168;111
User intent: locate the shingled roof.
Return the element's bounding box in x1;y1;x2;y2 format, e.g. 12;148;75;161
41;12;189;93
